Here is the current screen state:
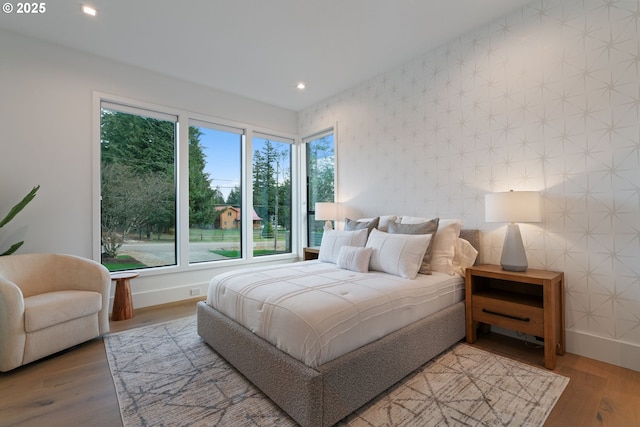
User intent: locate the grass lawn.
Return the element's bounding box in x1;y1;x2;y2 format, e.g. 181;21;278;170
129;228;289;244
102;255;146;272
211;249;288;258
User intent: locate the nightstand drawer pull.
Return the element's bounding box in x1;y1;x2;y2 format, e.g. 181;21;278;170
482;308;530;322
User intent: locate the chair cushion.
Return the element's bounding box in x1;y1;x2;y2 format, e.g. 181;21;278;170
24;291;102;333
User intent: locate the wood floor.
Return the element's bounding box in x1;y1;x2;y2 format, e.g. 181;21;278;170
1;299;639;427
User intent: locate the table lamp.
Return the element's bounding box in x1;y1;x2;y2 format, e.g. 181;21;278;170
315;202;341;232
485;190;541;272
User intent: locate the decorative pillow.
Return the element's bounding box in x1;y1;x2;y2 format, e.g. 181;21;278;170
429;219;464;274
451;237;479;277
365;228;431;279
319;229;368;263
389;221;434;234
336;246;373;273
391;217;439;274
357;215;398;232
344;217;379;236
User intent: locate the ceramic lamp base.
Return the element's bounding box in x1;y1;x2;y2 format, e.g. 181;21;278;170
500;223;528;272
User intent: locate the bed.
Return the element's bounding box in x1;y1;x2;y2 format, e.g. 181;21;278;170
197;218;480;427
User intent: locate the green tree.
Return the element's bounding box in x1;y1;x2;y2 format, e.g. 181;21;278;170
101;111;175;176
100;109;176;246
101;163;173;257
252;141;291;249
188;126;223;227
226;185;241;206
253;140;278;235
307;136;334;206
277;176;291;228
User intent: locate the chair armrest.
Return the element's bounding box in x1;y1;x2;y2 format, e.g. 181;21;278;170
51;255;111;334
0;276;26;372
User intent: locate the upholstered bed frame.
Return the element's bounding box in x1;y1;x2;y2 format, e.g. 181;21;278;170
197;229;480;427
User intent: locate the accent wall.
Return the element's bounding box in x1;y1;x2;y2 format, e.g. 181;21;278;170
300;0;640;371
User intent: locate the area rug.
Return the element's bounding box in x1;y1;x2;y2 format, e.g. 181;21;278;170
104;316;569;426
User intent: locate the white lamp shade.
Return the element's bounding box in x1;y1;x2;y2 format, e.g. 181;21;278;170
315;202;340;221
485;191;541;223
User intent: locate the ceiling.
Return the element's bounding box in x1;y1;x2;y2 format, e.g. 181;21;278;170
0;0;533;111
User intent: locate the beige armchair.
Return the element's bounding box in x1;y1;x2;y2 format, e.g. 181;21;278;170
0;253;111;372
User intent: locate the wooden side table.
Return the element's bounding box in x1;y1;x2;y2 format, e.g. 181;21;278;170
111;271;139;321
465;264;565;369
303;247;320;260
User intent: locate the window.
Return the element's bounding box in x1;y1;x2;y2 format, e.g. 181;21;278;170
252;134;292;256
97;97;299;272
188;121;243;263
305;130;335;246
100;102;177;271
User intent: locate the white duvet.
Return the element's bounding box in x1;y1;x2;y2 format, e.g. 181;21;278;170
206;261;464;368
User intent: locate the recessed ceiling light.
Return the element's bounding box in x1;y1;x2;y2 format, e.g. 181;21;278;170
296;82;307;90
82;4;97;16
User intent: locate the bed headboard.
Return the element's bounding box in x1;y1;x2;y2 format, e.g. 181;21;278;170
459;229;481;264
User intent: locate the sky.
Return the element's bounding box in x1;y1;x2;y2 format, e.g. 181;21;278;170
197;127;241;201
195;126;293;201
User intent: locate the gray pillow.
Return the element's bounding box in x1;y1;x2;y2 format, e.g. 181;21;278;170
387;218;439;274
344;217;380;236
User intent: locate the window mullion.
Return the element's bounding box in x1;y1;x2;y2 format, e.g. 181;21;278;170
244;130;253;261
177;115;190;268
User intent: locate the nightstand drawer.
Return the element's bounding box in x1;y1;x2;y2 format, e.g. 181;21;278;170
472;294;544;336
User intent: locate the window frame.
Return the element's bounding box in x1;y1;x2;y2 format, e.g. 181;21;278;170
251;131;296;257
302;124;338;247
187;118;245;265
95;96;181;272
92;92;300;276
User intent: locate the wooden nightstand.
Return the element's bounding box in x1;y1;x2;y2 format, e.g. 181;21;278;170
302;247;320;260
465;264;565;369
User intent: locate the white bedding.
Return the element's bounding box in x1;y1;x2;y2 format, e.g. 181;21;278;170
206;261;464;368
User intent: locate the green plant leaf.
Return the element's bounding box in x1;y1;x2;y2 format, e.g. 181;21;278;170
0;241;24;256
0;185;40;229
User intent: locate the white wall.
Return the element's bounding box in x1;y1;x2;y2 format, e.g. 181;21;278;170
0;30;298;308
300;0;640;371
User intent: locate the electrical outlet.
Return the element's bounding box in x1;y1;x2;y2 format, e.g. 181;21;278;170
190;288;201;296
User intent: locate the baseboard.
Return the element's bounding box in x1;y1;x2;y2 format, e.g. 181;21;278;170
492;326;640;372
565;330;640;372
109;281;209;311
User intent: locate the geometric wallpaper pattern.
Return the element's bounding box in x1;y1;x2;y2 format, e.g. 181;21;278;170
300;0;640;350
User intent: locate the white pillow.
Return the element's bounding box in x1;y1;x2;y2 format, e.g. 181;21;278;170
430;219;464;274
451;237;479;277
336;246;373;273
365;228;431;279
319;229;368;263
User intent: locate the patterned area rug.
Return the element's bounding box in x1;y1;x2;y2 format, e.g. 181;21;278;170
104;316;569;426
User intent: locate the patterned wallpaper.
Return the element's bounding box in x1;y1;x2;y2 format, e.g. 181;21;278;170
300;0;640;367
